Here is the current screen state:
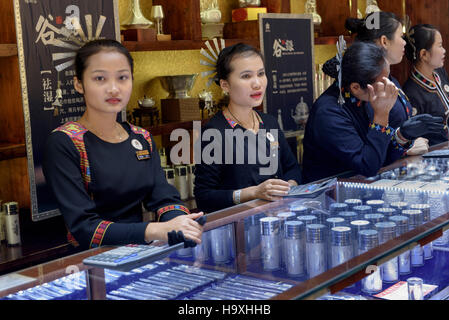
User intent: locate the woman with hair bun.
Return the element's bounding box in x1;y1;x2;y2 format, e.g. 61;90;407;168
302;42;443;183
324;12;412;130
403;24;449;145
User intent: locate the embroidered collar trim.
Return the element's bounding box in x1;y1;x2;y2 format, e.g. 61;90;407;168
412;67;437;90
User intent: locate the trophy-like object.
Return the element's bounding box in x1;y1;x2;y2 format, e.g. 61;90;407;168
239;0;261;7
305;0;322;36
121;0;153;29
291;97;310;130
233;0;266;23
159;74;201;122
121;0;155;41
199;89;214;118
366;0;381;15
200;0;223;40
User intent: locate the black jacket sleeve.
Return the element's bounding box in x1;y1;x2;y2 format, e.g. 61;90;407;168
277;123;302;184
42;132;149;248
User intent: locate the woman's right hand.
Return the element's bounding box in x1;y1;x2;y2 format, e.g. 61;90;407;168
368;77;398;126
253;179;290;201
406;137;429;156
146;212;204;244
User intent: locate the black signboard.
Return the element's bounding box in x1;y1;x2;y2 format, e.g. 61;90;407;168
14;0;120;221
259;14;315;133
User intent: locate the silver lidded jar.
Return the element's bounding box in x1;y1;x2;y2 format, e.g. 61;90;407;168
376;221;399;283
306;224;327;278
330;226;353;268
389;215;411;275
366;200;385;211
344;199;362;210
260;217;281;271
358;229;382;294
4;202;21;247
410;204;433;260
402;209;425;267
284;221;306;276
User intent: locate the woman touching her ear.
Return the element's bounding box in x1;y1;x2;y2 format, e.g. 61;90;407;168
302;42;443;183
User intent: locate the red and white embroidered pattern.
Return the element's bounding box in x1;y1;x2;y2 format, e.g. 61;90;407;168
157;204;190;221
90;220;114;248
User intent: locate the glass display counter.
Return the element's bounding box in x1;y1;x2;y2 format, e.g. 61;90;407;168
1;145;449;300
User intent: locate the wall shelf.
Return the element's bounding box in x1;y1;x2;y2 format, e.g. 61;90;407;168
145;119;210;136
0;44;18;57
0;143;26;161
123;38;260;52
123;35;352;54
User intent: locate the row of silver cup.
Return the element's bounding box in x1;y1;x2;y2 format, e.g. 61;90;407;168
245;198;435;292
176;223;235;264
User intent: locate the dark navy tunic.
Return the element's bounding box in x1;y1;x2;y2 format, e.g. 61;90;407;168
403;67;449;145
302;84;406;183
43;122;189;249
194;110;302;213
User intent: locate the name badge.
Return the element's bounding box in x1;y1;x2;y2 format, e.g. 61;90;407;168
270;141;279;149
136;149;150;160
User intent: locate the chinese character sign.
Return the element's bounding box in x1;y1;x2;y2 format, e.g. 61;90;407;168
14;0;120;221
259;14;315;133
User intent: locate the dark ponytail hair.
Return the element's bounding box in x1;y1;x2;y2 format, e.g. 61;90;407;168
404;24;439;63
345;11;402;42
75;39;134;81
323;12;401;79
215;42;264;85
341;42;387;89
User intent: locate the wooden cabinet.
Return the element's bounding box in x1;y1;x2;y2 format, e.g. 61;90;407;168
0;1;29;208
316;0;356;37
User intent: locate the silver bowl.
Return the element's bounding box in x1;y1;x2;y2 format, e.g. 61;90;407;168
160;74;198;99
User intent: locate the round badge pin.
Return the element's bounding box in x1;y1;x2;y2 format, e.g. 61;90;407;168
131;139;143;150
412;107;418;116
266;132;275;142
444;84;449;93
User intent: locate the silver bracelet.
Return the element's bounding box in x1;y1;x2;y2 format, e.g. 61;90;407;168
234;189;242;205
395;128;410;145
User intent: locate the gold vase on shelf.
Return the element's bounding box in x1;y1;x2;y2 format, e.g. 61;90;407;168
365;0;381;16
200;0;223;40
239;0;261;7
305;0;322;36
121;0;153;29
120;0;156;41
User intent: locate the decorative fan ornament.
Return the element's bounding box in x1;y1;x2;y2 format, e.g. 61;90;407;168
49;15;107;72
200;38;226;88
37;13;106;110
